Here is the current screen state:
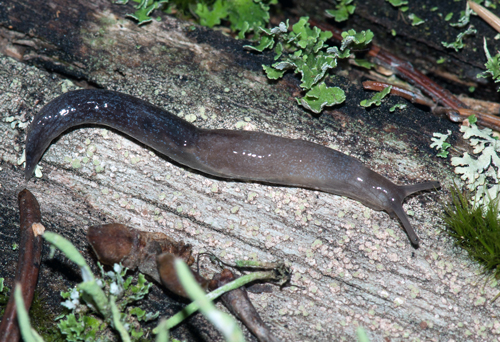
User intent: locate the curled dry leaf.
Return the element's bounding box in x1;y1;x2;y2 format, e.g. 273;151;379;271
87;223;194;283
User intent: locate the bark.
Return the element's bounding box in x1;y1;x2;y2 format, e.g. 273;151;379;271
0;0;497;341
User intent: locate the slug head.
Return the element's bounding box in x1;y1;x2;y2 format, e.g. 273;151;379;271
385;181;441;247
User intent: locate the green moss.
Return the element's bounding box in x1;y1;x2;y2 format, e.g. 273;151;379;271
443;186;500;279
29;292;66;342
0;279;8;317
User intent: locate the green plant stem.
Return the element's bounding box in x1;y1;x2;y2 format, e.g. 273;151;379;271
110;295;131;342
175;260;244;342
14;284;45;342
43;231;94;282
162;270;277;330
155;319;170;342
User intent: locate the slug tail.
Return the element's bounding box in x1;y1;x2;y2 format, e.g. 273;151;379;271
391;204;420;247
401;181;440;197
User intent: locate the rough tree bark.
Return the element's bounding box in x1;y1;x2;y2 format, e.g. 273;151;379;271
0;0;498;341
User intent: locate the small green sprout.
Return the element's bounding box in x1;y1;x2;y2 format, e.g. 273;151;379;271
360;85;392;107
450;7;472;28
408;13;425;26
443;186;500;280
0;278;8;315
126;0;169;26
430;130;452;158
478;38;500;86
389;103;406;112
442;25;477;51
325;0;356;23
386;0;407;7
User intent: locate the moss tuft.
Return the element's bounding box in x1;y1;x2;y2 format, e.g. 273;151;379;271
443;186;500;279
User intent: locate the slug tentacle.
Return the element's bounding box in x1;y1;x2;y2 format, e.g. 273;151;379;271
401;181;441;197
390;203;420;246
24;89;440;246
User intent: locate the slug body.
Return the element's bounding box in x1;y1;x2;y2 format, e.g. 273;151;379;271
25;89;439;246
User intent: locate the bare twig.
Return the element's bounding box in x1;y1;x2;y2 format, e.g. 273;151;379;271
0;189;44;342
469;1;500;33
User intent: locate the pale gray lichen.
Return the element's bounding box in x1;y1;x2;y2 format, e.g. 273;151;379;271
451;120;500;206
430;130;451;158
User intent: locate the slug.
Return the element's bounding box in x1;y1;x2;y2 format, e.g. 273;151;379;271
25;89;440;246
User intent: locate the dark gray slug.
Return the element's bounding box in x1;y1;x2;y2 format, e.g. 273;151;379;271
24;89;439;246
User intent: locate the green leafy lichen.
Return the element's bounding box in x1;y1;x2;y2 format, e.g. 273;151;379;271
339;29;374;51
325;0;356;23
195;0;229;27
57;263;157;341
121;0;277;38
126;0;169;25
360;85;391;107
430;130;451;158
194;0;277;38
248;18;373;113
299;81;346;113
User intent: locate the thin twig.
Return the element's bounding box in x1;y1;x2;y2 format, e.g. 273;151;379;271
469;1;500;33
362;80;435;107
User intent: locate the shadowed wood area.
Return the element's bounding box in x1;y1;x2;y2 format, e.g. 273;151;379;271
1;0;498;341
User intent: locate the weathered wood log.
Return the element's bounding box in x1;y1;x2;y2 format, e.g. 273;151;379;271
1;0;498;341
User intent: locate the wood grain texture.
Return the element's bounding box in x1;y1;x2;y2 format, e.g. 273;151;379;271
1;0;497;341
